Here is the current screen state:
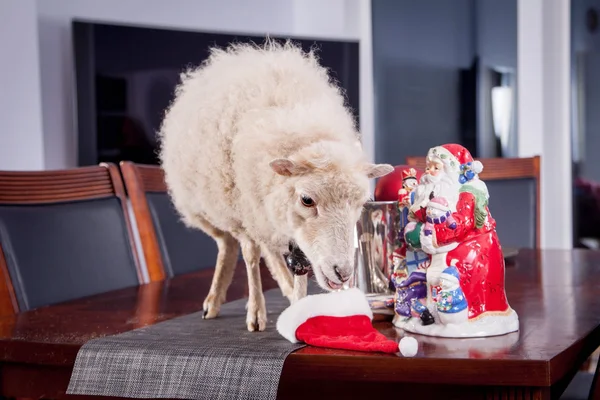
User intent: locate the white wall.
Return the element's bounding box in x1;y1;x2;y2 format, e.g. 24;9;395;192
518;0;572;249
0;0;45;170
35;0;368;170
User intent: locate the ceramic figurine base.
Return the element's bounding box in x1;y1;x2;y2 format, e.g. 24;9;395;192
393;308;519;338
412;329;520;357
392;143;519;338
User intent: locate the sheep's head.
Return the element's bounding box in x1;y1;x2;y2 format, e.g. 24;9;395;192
269;141;393;291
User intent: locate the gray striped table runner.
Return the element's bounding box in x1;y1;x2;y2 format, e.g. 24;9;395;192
67;287;307;400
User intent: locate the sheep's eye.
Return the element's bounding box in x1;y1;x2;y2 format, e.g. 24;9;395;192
301;195;315;207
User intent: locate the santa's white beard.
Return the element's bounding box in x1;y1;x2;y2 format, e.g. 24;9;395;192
413;171;460;211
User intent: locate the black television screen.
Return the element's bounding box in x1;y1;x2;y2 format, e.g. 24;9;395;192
72;21;360;166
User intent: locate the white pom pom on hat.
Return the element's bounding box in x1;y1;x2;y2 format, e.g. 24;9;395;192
471;160;484;174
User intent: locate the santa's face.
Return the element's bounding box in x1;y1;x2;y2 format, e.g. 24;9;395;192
425;159;443;177
413;157;460;211
402;177;418;191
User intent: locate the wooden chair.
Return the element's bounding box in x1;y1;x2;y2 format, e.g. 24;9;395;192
0;163;143;317
405;156;541;249
119;161;218;281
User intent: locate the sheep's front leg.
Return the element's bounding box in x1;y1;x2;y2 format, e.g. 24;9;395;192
261;246;294;302
240;239;267;332
292;274;308;303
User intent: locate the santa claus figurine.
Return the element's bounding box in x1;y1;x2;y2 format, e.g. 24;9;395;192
394;143;519;338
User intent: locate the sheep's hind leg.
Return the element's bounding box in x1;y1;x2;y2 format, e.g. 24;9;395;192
240;238;267;332
189;214;240;320
261;246;294;302
202;232;239;319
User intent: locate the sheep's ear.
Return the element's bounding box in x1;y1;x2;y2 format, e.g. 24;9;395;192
364;163;394;179
270;158;310;176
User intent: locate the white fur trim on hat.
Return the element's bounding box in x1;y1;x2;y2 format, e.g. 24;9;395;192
276;288;373;343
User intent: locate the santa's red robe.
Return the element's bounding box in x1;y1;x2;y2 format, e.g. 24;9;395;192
412;191;509;319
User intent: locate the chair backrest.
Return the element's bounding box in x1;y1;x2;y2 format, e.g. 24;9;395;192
405;156;541;249
0;163;142;315
119;161;218;281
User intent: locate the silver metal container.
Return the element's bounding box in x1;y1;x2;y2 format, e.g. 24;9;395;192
354;200;401;295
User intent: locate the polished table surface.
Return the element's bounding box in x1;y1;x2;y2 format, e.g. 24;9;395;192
1;249;600;399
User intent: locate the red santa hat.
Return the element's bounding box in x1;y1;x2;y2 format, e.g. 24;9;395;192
276;288;399;354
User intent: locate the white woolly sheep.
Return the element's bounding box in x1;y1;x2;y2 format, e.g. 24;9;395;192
158;40;393;331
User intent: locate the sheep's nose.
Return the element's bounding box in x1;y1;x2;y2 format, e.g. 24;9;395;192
333;265;351;283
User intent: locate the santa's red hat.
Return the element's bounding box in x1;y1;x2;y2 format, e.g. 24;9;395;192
427;144;483;175
276;288;398;354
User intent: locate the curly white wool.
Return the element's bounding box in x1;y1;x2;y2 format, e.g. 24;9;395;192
158;39;394;332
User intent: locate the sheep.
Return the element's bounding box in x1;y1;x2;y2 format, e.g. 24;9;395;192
158;39;393;332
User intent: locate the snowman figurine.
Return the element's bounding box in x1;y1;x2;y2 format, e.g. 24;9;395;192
436;265;468;325
423;196;457;236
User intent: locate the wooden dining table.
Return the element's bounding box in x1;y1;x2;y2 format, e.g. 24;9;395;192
0;248;599;400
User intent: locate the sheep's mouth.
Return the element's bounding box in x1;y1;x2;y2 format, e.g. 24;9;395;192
285;242;347;291
324;276;343;290
284;242;312;276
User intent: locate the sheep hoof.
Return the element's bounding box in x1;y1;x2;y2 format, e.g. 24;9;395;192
246;311;267;331
246;317;267;332
202;306;219;319
247;320;259;332
202;293;222;319
246;297;267;332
